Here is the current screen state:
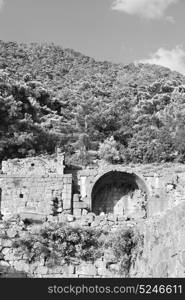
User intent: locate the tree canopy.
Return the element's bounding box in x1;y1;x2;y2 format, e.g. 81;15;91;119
1;40;185;164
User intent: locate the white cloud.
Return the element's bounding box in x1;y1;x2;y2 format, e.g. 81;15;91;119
111;0;179;20
0;0;4;11
165;15;175;23
139;46;185;75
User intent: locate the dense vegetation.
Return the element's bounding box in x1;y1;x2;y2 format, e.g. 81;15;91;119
7;220;140;276
1;40;185;164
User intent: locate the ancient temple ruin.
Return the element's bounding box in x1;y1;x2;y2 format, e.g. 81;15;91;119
0;151;185;221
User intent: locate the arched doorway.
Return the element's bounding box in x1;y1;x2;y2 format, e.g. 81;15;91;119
91;171;148;219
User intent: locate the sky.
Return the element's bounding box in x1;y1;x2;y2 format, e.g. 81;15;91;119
0;0;185;74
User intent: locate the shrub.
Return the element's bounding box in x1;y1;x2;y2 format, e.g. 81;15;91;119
11;223;103;265
103;228;143;277
98;136;121;163
9;222;142;276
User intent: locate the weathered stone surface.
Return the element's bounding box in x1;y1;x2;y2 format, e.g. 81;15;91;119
109;263;120;273
2;248;11;256
180;251;185;267
73;194;80;202
82;209;88;216
13;261;30;273
4;251;16;262
6;228;18;238
62;265;75;276
76;263;97;276
0;153;72;218
0;261;10;268
48;266;63;275
19;212;47;222
91;219;101;227
1;159;185;278
85;213;96;223
73;201;88;209
58;214;67;223
1;239;13;248
66;214;75;222
73;209;82;218
35;266;49;275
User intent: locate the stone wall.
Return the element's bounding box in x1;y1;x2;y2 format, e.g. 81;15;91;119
1;151;65;176
0;175;72;219
0;152;72;219
130;201;185;277
1;200;185;278
77;163;185;219
0;217;122;278
2;159;185;221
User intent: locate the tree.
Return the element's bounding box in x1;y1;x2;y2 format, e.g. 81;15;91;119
98;136;120;163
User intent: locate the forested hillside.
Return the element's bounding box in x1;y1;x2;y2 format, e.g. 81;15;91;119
1;40;185;165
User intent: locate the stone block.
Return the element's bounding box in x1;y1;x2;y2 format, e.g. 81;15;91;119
104;250;117;264
82;209;88;216
47;216;59;223
94;259;105;269
91;219;101;227
76;263;97;276
0;261;10;268
4;251;18;261
62;265;75;276
1;239;13;248
180;251;185;267
63;184;72;191
73;194;80;202
107;213;117;222
66;214;75;222
108;263;120;273
2;248;11;256
85;213;96;223
73;209;82;218
63;200;71;210
73;201;88;209
13;261;30;273
156;261;168;277
96;264;109;276
58;214;67;223
98;267;115;277
22;207;37;212
48;266;64;275
19;212;47;222
35;266;49;275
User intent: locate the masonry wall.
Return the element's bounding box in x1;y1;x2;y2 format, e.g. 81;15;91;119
1;153;65;176
0;153;72;219
1;201;185;278
77;163;185;218
130;201;185;277
0;175;72;219
2;160;185;220
1;161;185;278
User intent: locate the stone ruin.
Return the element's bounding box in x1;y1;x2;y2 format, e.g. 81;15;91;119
1;153;185;278
1;150;185;222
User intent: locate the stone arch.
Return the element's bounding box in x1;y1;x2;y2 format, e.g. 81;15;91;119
91;170;149;219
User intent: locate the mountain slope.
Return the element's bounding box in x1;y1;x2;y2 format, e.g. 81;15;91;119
1;40;185;164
